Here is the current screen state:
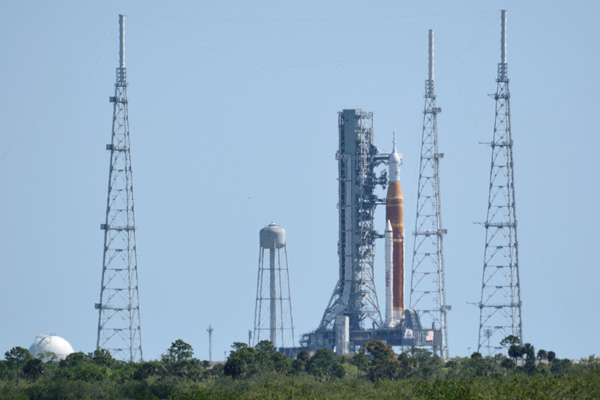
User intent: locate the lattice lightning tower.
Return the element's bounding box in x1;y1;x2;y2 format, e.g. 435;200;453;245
477;10;523;355
96;14;143;361
409;30;449;360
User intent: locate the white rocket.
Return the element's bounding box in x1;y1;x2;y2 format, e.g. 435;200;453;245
384;220;394;327
385;131;404;328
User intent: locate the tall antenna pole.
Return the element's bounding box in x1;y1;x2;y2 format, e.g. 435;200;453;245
119;14;125;69
477;10;523;355
96;14;143;361
409;29;449;360
207;325;213;362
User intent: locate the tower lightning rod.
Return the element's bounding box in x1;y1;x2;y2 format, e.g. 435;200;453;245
501;10;507;65
428;29;434;83
207;325;213;363
119;14;125;68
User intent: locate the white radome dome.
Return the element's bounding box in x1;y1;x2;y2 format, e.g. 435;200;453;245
29;334;74;360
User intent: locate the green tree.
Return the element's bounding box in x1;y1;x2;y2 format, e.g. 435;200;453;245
501;357;516;374
364;340;395;363
271;351;290;373
363;340;401;381
4;346;32;385
0;360;8;380
22;358;45;382
508;344;524;363
254;340;276;373
162;339;194;363
550;358;572;375
160;339;206;381
133;360;166;380
537;349;548;361
296;350;310;362
170;358;204;380
59;351;87;367
500;335;521;348
522;343;535;360
223;342;255;379
306;348;343;381
89;348;117;368
351;350;369;376
56;352;109;382
458;353;495;377
290;358;305;374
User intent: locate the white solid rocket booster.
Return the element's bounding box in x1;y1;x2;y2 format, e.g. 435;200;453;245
385;219;393;327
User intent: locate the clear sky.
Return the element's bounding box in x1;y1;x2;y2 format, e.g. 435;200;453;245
1;1;598;362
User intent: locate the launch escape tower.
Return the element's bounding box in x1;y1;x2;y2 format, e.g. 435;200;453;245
254;223;296;349
96;14;143;362
409;30;450;360
477;10;523;355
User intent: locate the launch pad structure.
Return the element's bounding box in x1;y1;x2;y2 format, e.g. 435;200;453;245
300;109;442;355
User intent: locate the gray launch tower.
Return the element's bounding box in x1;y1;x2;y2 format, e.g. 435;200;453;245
478;10;523;355
409;30;450;359
302;109;388;352
95;14;143;361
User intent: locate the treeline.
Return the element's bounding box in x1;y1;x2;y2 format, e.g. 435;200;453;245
1;338;599;399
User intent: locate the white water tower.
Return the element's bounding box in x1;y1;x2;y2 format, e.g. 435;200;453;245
253;223;296;348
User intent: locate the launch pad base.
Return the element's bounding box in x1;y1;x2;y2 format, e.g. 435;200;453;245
300;309;442;355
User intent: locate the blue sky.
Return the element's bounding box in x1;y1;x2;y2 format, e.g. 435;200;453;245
1;1;599;362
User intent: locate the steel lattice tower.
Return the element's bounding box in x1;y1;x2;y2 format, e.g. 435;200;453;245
409;30;449;360
477;10;522;355
95;14;143;361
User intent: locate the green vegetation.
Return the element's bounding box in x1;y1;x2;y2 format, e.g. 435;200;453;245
1;338;599;399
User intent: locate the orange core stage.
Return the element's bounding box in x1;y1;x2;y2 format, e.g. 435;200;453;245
386;181;404;314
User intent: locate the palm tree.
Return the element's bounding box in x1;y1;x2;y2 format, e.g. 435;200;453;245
537;349;548;362
522;343;535;361
23;358;45;382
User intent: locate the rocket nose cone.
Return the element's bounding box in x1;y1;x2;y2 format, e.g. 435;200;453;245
386;220;393;231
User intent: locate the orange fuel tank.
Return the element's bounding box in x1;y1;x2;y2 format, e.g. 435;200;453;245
386;180;404;316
